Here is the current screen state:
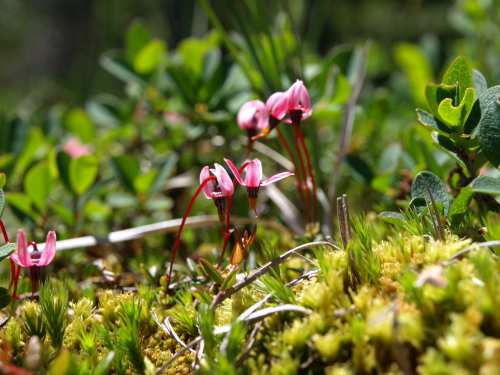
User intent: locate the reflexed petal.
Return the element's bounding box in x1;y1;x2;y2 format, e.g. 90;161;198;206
224;158;244;185
213;163;234;196
200;166;215;199
266;91;288;120
261;172;294;186
245;159;263;188
39;231;56;266
13;229;31;267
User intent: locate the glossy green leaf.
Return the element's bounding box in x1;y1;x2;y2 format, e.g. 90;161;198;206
471;176;500;195
112;156;140;193
0;242;16;262
133;39;166;74
126;21;152;64
65;109;95;142
25;162;52;212
449;187;473;223
425;82;457;118
437;87;476;129
56;151;72;193
416;109;439;130
478;86;500;167
411;171;451;213
0;287;10;308
69;156;99;195
442;56;473;101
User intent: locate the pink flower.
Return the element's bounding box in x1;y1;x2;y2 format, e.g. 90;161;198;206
63;138;92;159
225;158;293;211
287;80;312;121
266;92;289;121
200;163;234;199
10;230;56;268
237;100;268;136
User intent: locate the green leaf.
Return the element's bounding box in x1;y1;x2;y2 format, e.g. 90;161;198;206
411;171;451;213
69;156;99;195
133;170;157;194
100;51;144;85
478;86;500;167
0;242;16;262
394;43;432;105
449;187;473;223
112;156;140;193
425;82;457;118
56;151;72;193
471;176;500;195
126;21;152;64
25;162;52;212
442;56;473;101
0;173;5;188
437;87;476;129
0;189;4;218
378;211;405;225
472;69;487;95
5;192;36;219
416;109;439;130
0;287;10;308
65;109;95;142
133;39;166;74
198;258;224;285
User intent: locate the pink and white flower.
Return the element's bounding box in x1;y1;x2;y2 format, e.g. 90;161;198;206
10;230;56;268
286;80;312;121
200;163;234;199
63;137;92;159
237;100;269;137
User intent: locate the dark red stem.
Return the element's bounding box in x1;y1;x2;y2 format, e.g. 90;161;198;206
219;195;233;265
276;127;305;202
166;176;216;287
296;125;317;221
292;123;312;222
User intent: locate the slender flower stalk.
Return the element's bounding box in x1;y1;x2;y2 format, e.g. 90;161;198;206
10;230;57;295
167;164;234;287
0;219;18;298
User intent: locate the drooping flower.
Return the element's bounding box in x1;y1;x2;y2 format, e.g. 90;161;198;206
200;163;234;223
200;164;234;200
10;230;56;295
10;230;56;268
237;100;269;137
63;137;92;159
287;80;312;122
224;158;293;211
266;91;289;122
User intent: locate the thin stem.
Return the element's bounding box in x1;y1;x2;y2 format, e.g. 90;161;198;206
292;123;311;222
296;124;318;221
219;195;233;266
0;219;9;242
276;127;304;202
167;176;216;286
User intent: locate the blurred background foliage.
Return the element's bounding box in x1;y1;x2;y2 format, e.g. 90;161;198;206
0;0;498;249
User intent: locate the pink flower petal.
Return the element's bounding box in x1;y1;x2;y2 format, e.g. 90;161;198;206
224;158;244;186
237;100;268;131
266;91;288;120
13;229;31;267
63;138;92;159
261;171;294;186
245;159;263;188
213;163;234;197
287;80;312;120
38;231;56;266
200;166;215;199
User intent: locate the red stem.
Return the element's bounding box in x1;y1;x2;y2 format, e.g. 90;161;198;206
219;195;233;265
0;219;9;242
276;127;305;202
297;125;317;221
0;219;18;298
166;176;216;286
292;123;311;222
